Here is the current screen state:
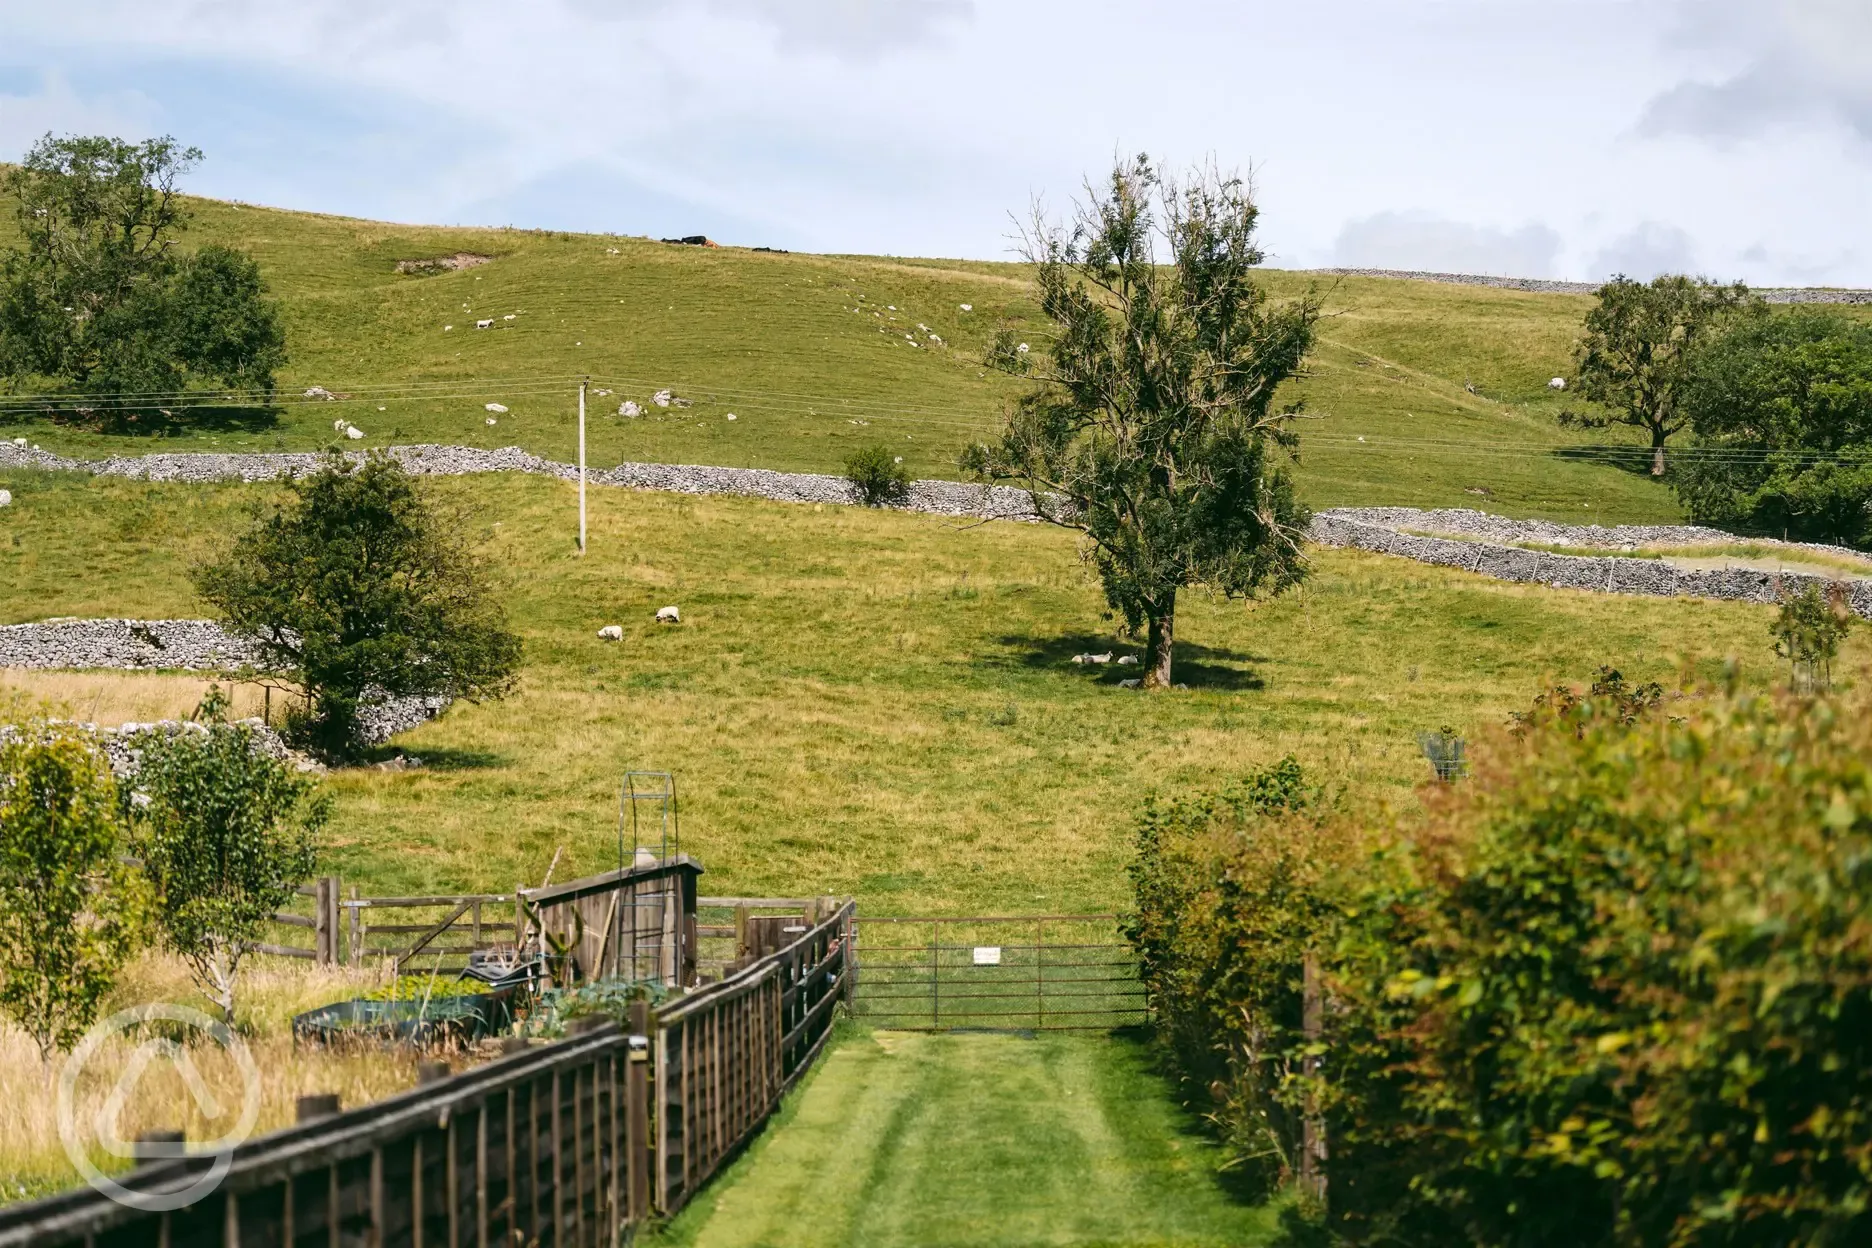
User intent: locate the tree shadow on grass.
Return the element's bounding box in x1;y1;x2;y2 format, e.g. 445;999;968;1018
0;403;283;438
994;632;1267;691
1550;444;1663;479
354;744;507;772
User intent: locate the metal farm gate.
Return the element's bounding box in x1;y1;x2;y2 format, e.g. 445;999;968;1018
852;914;1145;1031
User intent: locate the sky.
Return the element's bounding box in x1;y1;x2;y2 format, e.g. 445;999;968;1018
0;0;1868;285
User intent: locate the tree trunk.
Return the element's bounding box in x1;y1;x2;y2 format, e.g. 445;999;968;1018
1143;592;1175;689
1651;425;1667;477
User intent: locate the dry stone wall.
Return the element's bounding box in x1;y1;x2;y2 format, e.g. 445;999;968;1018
1311;509;1872;619
0;618;444;745
0;440;1042;521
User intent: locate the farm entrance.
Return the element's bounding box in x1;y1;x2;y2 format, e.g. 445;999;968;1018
852;915;1145;1031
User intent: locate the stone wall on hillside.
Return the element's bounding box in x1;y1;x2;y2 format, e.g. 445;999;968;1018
0;440;1044;521
1310;510;1872;619
0;618;444;745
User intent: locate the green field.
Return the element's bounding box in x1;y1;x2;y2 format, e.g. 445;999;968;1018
0;467;1822;911
0;190;1744;524
650;1027;1280;1248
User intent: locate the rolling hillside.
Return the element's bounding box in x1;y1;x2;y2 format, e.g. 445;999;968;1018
0;192;1724;524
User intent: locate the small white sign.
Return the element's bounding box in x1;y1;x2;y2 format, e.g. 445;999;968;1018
972;946;1002;966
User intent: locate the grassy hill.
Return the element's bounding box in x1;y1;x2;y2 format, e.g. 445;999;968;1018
0;468;1828;911
0;192;1726;524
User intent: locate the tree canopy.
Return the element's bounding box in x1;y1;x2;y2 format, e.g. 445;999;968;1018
1561;274;1754;476
1674;308;1872;546
128;709;325;1022
193;454;523;757
964;155;1319;688
0;134;286;419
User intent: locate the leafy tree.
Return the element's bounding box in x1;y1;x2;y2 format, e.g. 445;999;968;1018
1674;309;1872;545
0;723;144;1059
193;454;523;757
0;134;286;417
1560;274;1754;476
126;712;324;1022
843;443;912;506
964;156;1319;687
1770;582;1853;693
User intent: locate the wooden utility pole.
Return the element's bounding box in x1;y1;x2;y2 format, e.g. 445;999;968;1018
578;377;588;554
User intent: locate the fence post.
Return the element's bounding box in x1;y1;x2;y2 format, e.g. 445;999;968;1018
1301;951;1328;1207
734;905;750;961
312;876;330;966
348;884;362;967
628;1000;651;1223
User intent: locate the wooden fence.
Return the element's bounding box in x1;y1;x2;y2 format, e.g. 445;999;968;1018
0;901;856;1247
256;859;705;980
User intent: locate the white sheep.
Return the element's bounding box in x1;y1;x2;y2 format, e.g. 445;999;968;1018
476;319;493;330
486;403;508;413
1549;377;1567;390
344;425;365;440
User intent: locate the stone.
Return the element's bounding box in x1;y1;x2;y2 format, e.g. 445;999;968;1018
652;390;672;408
725;413;736;421
0;489;10;507
959;304;972;312
1549;377;1567;390
656;606;681;624
345;425;365;440
485;403;508;413
598;625;623;640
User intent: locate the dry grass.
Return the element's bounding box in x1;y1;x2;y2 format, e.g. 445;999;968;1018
0;954;425;1204
0;669;271;726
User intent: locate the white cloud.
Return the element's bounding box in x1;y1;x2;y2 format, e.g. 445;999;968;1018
1331;212;1563;277
1587;222;1698;281
1640;0;1872;144
0;69;159;159
0;1;1865;284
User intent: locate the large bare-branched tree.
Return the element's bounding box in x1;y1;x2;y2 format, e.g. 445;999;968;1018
965;155;1319;688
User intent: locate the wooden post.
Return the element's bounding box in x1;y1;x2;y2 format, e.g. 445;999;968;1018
313;876;330;965
578;378;588;555
1301;951;1327;1206
734;905;750;961
627;1001;651;1224
348;885;362;967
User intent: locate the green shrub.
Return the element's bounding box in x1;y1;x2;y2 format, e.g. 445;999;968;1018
843;444;912;507
1124;758;1342;1195
128;719;326;1022
0;723;144;1058
1134;680;1872;1245
193;453;522;758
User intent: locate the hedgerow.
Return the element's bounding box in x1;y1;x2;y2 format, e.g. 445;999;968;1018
1131;677;1872;1246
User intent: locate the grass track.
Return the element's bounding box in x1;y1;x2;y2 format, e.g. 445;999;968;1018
650;1027;1279;1248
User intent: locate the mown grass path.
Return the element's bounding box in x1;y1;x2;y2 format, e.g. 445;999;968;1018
652;1028;1277;1248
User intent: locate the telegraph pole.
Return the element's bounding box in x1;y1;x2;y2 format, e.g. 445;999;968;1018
578;377;588;554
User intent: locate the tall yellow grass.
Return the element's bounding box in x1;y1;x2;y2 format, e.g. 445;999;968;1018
0;954;433;1204
0;670;272;727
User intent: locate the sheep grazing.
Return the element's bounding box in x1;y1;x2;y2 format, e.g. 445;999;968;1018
476;319;494;330
597;625;623;641
656;606;681;624
1549;377;1567;390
